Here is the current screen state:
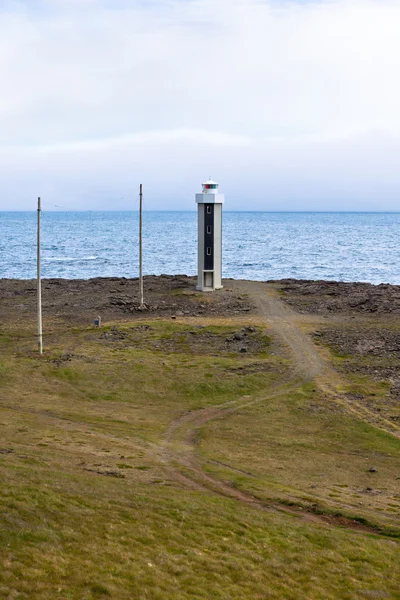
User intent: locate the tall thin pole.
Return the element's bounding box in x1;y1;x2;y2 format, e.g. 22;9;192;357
37;197;43;354
139;184;144;308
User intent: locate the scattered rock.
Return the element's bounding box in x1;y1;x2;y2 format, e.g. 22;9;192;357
48;353;74;366
0;275;256;325
233;333;244;341
84;468;125;478
278;279;400;316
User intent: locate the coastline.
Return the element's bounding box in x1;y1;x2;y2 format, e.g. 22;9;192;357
1;275;400;326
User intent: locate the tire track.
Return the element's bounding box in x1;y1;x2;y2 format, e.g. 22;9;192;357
163;282;397;535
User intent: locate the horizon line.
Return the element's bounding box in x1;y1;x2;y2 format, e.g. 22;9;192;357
2;210;400;214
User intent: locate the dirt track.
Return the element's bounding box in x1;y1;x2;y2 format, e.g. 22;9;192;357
2;275;398;532
233;281;325;380
164;281;399;535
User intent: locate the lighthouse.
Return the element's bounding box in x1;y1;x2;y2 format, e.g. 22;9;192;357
195;178;224;291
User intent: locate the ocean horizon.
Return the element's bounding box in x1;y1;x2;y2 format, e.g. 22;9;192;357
3;210;400;213
1;210;399;284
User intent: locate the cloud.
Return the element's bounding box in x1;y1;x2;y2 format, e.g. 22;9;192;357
1;0;400;209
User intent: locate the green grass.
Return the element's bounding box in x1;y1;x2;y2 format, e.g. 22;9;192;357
1;464;400;600
200;382;400;530
0;318;399;599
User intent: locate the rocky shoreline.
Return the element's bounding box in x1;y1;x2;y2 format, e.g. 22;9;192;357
271;278;400;315
1;275;400;325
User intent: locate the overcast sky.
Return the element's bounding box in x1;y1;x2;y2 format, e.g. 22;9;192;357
1;0;400;211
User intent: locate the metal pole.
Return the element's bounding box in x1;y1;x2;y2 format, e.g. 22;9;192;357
139;184;144;308
37;197;43;354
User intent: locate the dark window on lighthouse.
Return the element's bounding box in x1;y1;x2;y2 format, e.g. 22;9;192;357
204;204;214;270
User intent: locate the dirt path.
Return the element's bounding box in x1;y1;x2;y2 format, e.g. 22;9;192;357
163;384;379;533
163;281;398;535
232;281;326;381
236;281;399;436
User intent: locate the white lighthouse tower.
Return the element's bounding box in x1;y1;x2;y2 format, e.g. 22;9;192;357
195;178;224;292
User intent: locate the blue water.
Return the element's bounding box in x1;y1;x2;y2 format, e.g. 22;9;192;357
0;211;399;284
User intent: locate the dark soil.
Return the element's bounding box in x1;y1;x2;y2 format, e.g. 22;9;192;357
312;326;400;424
270;279;400;427
0;275;255;325
91;324;270;357
274;279;400;316
315;327;400;359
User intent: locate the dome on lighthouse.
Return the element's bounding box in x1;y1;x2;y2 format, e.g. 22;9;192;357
202;178;219;192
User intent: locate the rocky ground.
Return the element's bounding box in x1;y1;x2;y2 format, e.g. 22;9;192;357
1;276;399;414
1;275;399;503
274;279;400;315
0;275;254;325
272;279;400;426
4;276;400;324
311;324;400;424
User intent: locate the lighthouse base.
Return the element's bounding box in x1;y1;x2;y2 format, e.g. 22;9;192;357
196;270;223;292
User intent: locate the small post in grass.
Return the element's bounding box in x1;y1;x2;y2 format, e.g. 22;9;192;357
37;197;43;354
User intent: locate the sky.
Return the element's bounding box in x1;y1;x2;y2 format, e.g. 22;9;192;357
1;0;400;211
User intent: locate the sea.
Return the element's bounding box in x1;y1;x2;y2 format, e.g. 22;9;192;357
1;211;399;284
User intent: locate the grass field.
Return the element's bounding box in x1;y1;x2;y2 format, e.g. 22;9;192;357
1;302;399;599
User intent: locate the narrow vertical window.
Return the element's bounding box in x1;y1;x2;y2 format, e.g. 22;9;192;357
207;226;211;234
207;247;212;256
206;206;212;214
